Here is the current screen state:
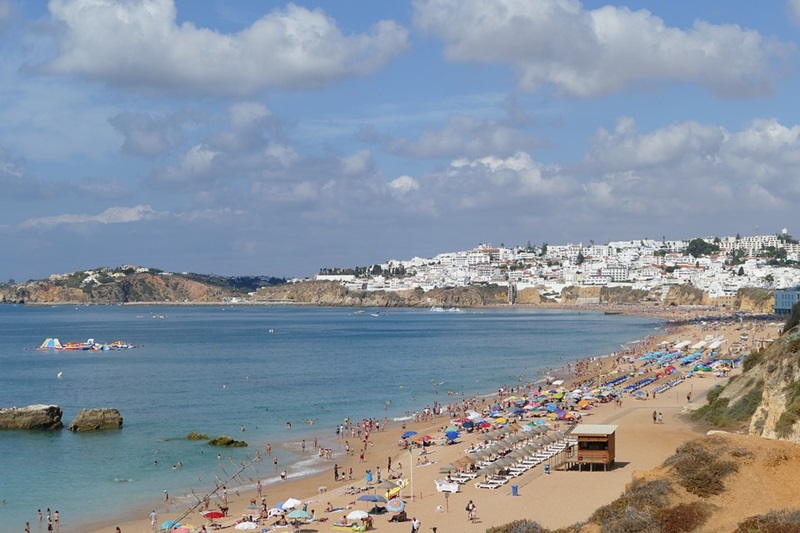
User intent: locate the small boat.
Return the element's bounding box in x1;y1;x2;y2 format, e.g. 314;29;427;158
604;311;623;315
370;312;380;317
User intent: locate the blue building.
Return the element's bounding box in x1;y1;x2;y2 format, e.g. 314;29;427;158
775;286;800;315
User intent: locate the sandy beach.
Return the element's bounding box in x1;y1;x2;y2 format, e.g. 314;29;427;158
80;311;780;533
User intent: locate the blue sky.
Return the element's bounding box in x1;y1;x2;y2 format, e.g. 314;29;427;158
1;0;800;281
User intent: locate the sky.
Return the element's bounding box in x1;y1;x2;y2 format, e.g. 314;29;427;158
1;0;800;281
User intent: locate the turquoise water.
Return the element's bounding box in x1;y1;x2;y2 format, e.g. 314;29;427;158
0;305;660;530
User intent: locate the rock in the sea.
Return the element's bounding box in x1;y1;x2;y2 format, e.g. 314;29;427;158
187;431;209;440
207;435;248;447
0;405;64;430
68;408;123;432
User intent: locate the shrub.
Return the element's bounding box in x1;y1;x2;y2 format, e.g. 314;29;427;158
725;385;763;421
775;380;800;438
655;502;711;533
590;479;671;532
735;509;800;532
665;441;737;497
486;520;549;533
742;349;765;372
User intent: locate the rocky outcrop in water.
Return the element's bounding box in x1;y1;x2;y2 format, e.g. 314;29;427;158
68;408;123;432
0;405;63;430
207;435;248;447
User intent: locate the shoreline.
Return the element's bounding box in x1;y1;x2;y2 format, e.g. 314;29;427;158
67;306;777;533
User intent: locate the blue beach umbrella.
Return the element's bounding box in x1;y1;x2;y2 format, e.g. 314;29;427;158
445;431;459;441
401;431;418;439
386;499;406;513
161;521;180;529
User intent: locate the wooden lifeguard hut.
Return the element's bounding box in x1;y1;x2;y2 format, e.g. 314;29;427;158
572;424;617;471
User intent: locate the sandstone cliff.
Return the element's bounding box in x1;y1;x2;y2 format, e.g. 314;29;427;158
252;281;508;307
0;405;63;430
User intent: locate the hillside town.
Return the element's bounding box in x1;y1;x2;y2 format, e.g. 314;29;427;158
316;229;800;314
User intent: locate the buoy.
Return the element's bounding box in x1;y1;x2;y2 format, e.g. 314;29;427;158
57;372;63;379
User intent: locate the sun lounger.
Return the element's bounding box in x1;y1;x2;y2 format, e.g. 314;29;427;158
475;481;502;489
435;479;460;493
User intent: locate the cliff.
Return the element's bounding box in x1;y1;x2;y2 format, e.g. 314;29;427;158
251;281;508;307
0;269;280;304
0;266;777;311
692;317;800;443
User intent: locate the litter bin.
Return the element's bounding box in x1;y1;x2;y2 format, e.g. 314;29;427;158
511;485;518;496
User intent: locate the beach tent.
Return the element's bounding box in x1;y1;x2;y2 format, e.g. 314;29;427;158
39;338;63;349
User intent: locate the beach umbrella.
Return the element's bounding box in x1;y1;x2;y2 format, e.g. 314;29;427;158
161;521;181;529
438;463;459;473
358;494;387;503
445;430;459;441
401;430;418;439
202;511;224;520
347;510;369;521
287;509;311;519
281;498;303;510
386;499;406;513
234;522;259;531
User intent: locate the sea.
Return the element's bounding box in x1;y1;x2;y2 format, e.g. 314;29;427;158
0;304;662;531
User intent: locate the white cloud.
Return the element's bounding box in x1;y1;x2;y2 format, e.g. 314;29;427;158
340;150;373;175
0;0;14;31
386;114;540;158
579;117;800;217
20;204;165;229
44;0;409;96
229;102;271;130
413;0;779;97
389;175;419;195
789;0;800;25
109;110;196;158
157;144;218;184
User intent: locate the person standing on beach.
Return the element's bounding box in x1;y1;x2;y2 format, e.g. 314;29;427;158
257;480;262;498
466;500;476;522
24;521;30;533
164;489;169;505
334;463;339;481
115;528;121;533
658;412;664;424
150;510;157;532
53;510;59;527
411;516;420;532
652;410;657;424
388;456;392;471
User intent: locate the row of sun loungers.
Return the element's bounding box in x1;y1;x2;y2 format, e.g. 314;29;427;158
471;438;577;489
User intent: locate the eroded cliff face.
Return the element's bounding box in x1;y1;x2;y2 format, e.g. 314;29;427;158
252;281;508;307
735;288;774;314
749;329;800;441
1;274;236;304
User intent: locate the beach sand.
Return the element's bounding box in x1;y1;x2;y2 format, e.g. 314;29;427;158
81;313;777;533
